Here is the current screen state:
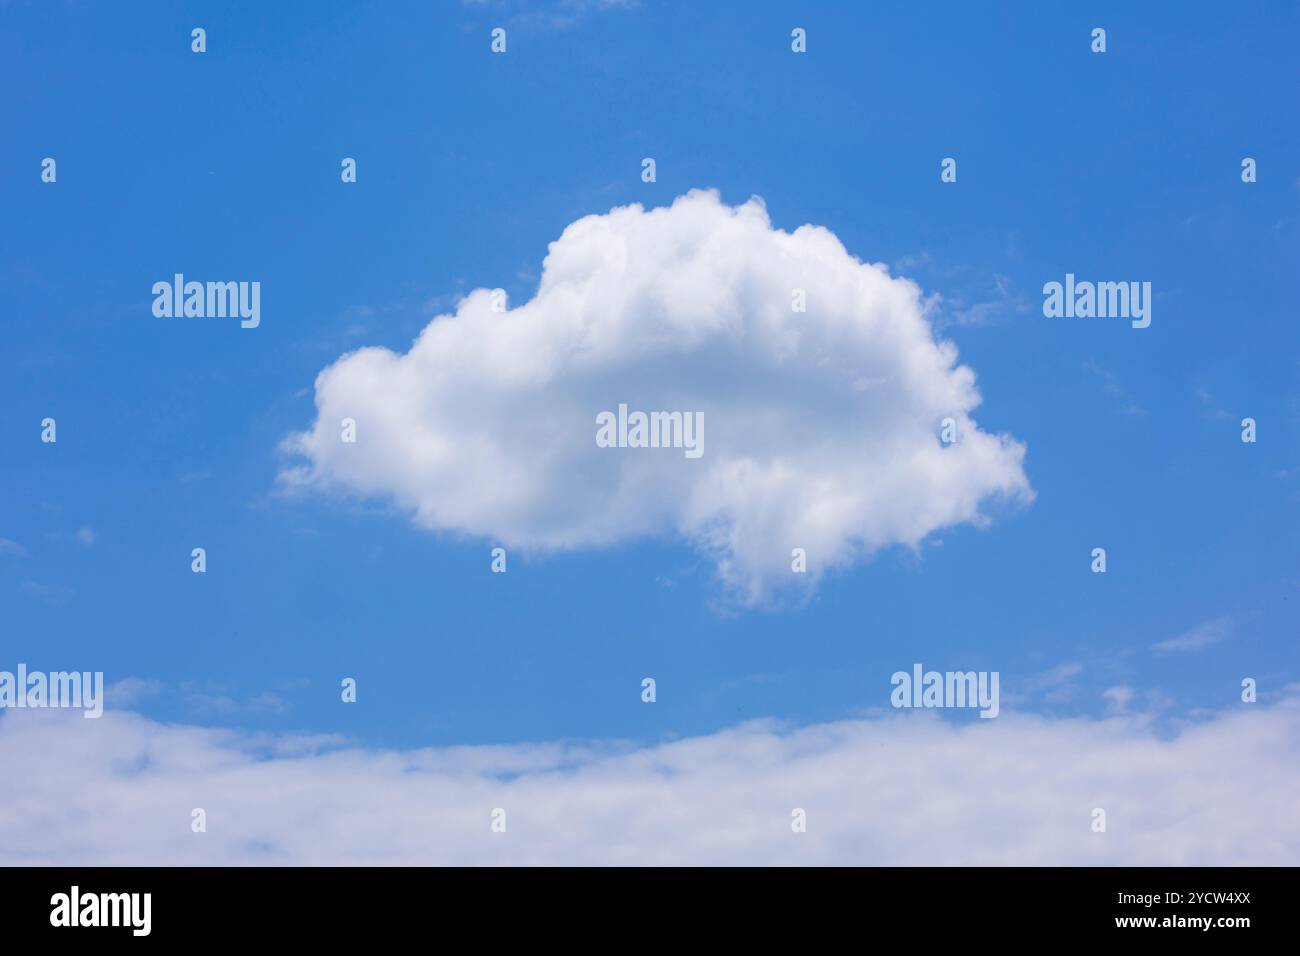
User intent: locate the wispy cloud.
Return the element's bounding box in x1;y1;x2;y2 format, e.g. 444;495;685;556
0;538;26;557
1152;616;1233;655
1194;386;1234;423
1084;360;1146;417
1019;661;1084;704
1103;685;1136;713
463;0;639;31
106;678;164;708
934;274;1033;329
46;527;96;548
181;681;291;717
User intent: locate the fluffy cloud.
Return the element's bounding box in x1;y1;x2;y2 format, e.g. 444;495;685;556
281;190;1031;602
3;695;1298;865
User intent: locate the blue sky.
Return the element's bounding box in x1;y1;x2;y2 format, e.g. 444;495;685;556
2;0;1297;766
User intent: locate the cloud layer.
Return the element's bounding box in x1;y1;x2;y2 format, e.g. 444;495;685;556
3;695;1298;865
281;190;1031;601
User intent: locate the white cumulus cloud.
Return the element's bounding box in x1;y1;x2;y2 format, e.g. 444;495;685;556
280;190;1031;602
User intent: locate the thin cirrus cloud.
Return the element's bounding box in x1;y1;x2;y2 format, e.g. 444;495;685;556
1;692;1297;865
279;190;1032;603
0;538;26;557
1152;616;1233;655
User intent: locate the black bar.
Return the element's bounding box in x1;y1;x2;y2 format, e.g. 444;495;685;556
0;866;1281;942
